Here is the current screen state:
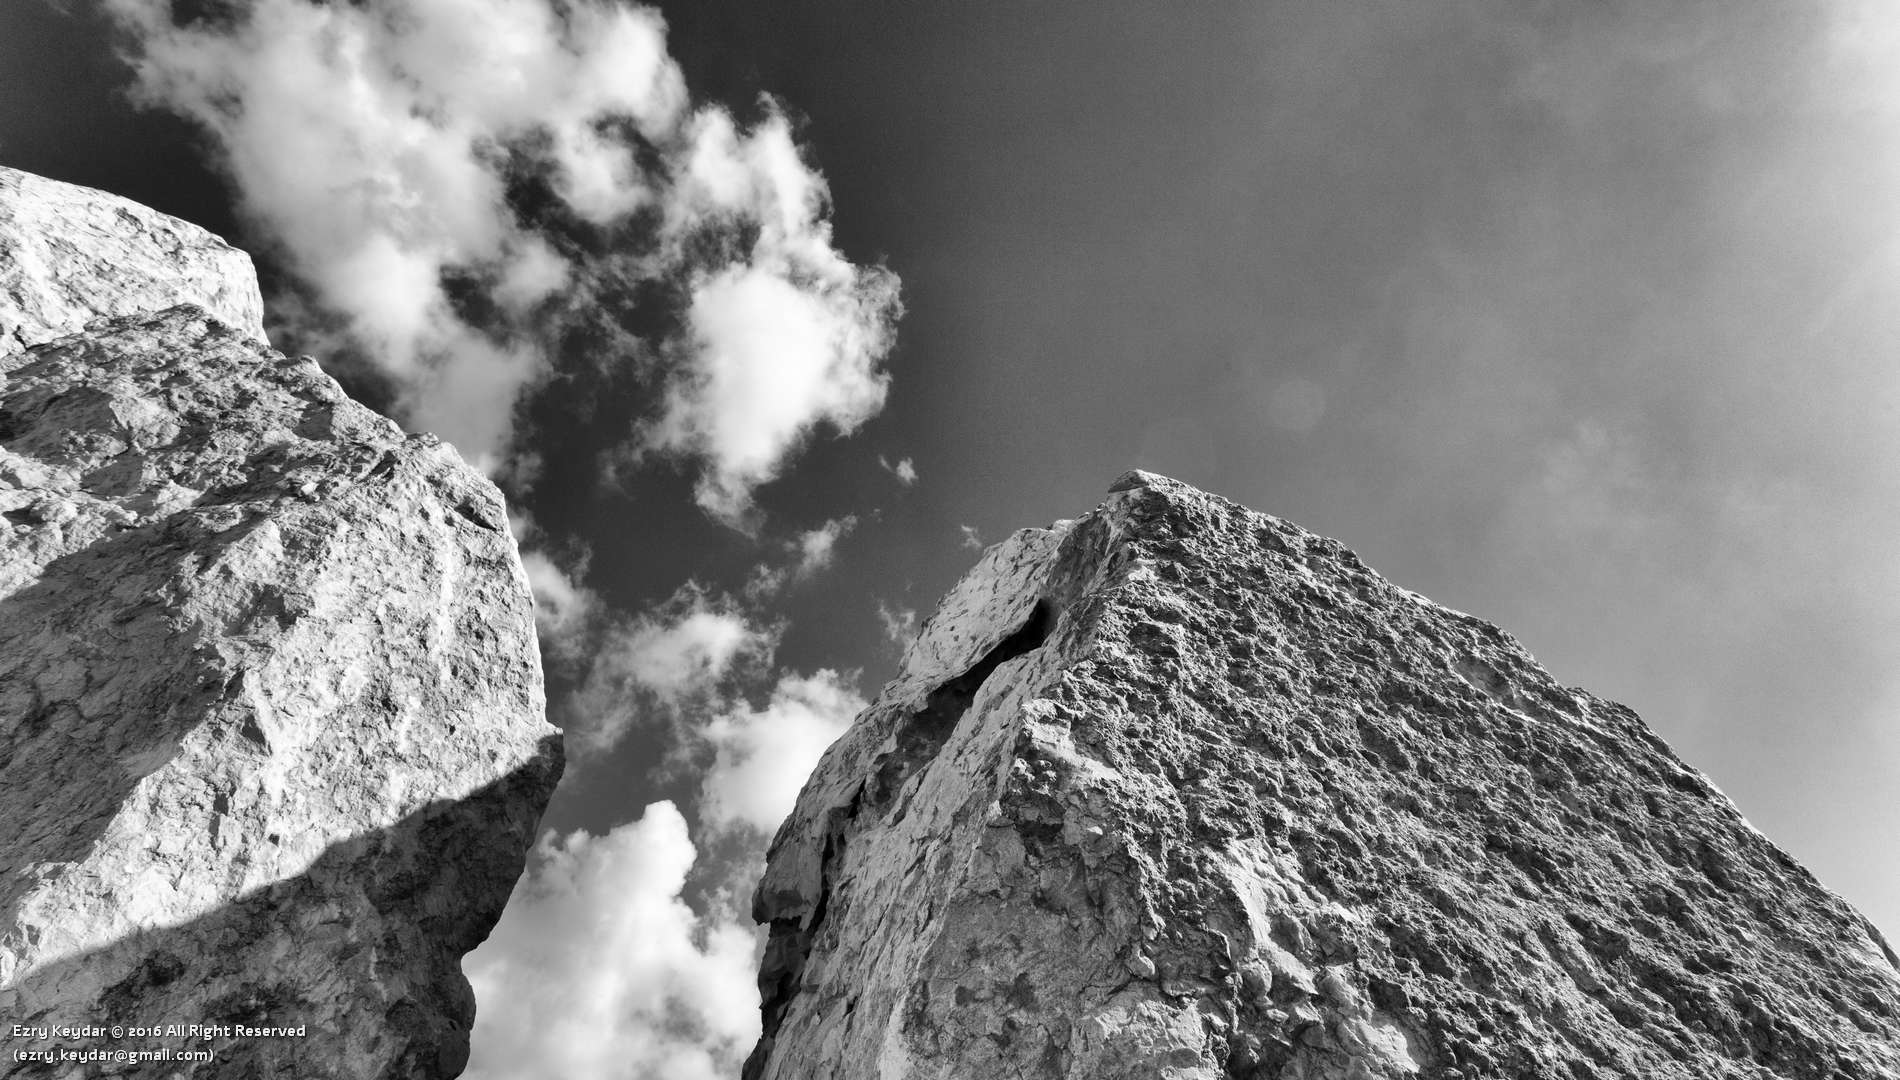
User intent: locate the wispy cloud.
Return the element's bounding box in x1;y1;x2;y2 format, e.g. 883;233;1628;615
103;0;899;512
519;549;598;663
745;515;859;597
563;588;774;757
792;516;856;578
880;454;919;485
876;600;919;653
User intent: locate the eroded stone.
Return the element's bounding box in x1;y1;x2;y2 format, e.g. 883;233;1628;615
748;469;1900;1080
0;167;266;353
0;174;559;1078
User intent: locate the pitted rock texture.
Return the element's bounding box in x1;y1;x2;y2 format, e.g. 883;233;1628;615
0;300;560;1071
749;471;1900;1080
0;166;266;353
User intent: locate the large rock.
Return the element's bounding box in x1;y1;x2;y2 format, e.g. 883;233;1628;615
0;166;267;352
748;470;1900;1079
0;175;560;1077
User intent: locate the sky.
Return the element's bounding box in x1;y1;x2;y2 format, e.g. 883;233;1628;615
5;1;1900;1076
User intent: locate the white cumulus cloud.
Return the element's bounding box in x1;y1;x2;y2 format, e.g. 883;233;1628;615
468;664;859;1075
698;670;862;835
463;802;759;1080
621;608;763;703
104;0;899;509
651;262;897;523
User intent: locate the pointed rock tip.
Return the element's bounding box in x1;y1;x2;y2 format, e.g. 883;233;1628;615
1106;469;1182;494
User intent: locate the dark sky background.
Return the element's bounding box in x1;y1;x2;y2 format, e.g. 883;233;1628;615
654;0;1900;941
6;0;1897;958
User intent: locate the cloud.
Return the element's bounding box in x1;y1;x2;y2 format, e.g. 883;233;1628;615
103;0;900;507
876;601;919;652
519;549;597;661
622;608;762;702
471;630;863;1072
468;668;859;1075
879;454;919;485
744;515;858;597
698;670;862;834
463;802;759;1080
649;261;898;524
958;524;985;550
564;590;774;756
792;516;856;578
99;0;667;459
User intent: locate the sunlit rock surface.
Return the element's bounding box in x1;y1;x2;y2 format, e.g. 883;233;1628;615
0;172;561;1078
749;470;1900;1080
0;167;266;352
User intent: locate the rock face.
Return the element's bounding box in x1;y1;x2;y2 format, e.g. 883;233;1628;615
0;167;267;352
749;471;1900;1080
0;173;561;1077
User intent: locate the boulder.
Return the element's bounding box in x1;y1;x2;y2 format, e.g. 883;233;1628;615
748;470;1900;1080
0;171;559;1078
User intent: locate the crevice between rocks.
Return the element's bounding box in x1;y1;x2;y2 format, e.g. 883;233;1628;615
745;599;1057;1080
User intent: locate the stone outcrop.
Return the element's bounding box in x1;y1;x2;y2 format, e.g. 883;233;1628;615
0;173;561;1077
749;470;1900;1079
0;167;267;352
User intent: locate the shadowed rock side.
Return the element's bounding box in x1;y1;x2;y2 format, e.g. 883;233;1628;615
748;471;1900;1080
0;306;561;1077
6;767;553;1079
0;167;266;353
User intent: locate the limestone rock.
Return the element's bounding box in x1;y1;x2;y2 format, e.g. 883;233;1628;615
0;177;560;1077
748;470;1900;1079
0;167;266;353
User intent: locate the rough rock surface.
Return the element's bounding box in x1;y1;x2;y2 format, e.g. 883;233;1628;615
0;167;266;353
749;470;1900;1080
0;176;560;1078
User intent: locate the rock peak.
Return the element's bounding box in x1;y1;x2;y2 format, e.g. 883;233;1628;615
1105;468;1172;493
748;473;1900;1079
